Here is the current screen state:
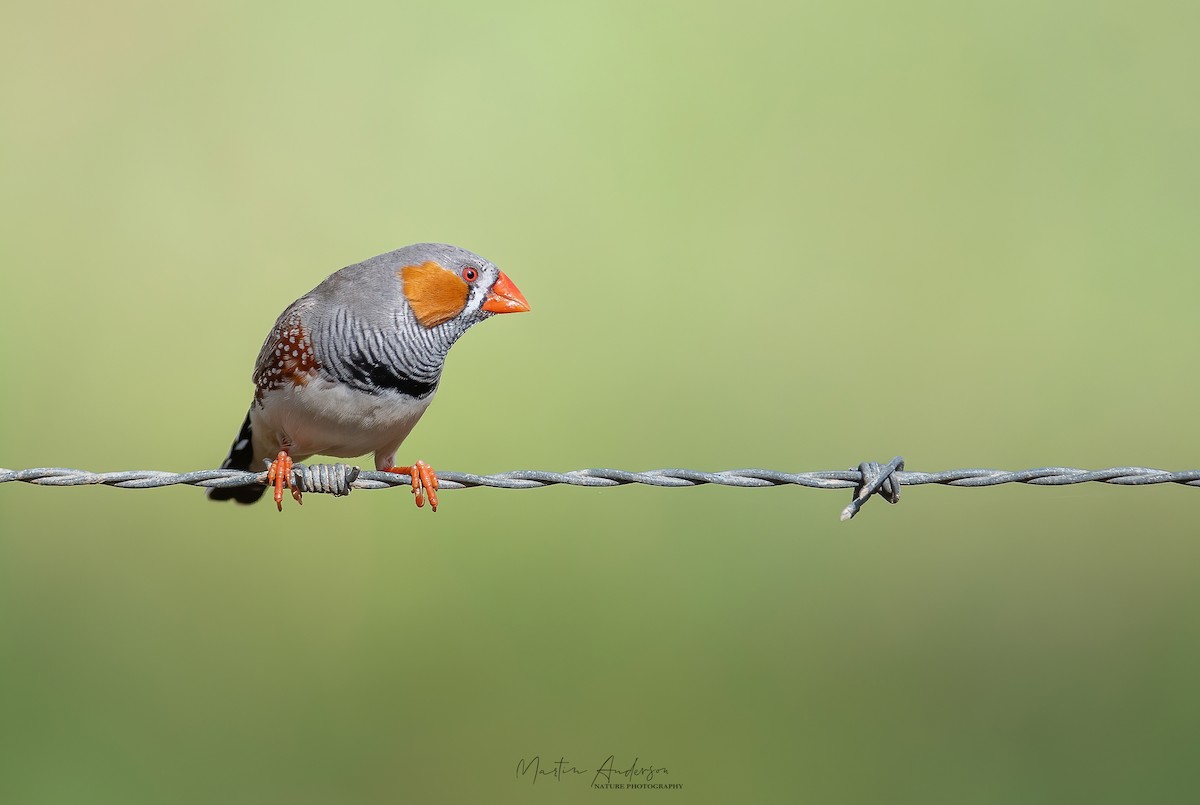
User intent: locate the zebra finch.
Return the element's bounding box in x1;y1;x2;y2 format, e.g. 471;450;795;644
208;243;530;511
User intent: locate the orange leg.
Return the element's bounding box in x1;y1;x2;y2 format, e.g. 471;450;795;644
384;460;439;512
266;449;302;511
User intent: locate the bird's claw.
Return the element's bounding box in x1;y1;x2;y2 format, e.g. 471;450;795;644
386;460;439;512
266;450;302;511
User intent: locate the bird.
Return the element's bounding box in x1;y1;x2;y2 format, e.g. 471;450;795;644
208;243;530;511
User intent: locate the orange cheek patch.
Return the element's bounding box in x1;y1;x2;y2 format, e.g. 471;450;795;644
400;262;470;328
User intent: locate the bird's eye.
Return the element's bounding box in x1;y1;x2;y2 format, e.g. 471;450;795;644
461;267;478;282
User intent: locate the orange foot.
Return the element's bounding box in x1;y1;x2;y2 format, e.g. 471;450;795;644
266;450;302;511
384;460;439;512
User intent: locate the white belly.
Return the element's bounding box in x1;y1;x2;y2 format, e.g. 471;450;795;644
250;378;433;467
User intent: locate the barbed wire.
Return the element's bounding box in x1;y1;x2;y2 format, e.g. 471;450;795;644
4;458;1198;519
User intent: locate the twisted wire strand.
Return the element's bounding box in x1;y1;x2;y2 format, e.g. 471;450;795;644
4;465;1200;490
5;461;1198;520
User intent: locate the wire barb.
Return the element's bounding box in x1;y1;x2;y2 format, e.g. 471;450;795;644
841;457;904;521
291;462;360;497
4;463;1200;521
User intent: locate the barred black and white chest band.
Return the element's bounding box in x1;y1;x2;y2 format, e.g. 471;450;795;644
311;306;451;399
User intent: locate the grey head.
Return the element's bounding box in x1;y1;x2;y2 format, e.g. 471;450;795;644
313;243;527;336
302;243;530;387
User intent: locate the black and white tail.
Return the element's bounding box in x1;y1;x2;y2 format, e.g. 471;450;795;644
207;410;267;503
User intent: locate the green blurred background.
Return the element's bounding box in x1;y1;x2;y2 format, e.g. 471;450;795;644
2;0;1199;802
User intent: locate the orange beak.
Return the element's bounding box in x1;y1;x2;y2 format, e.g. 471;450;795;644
482;271;531;314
